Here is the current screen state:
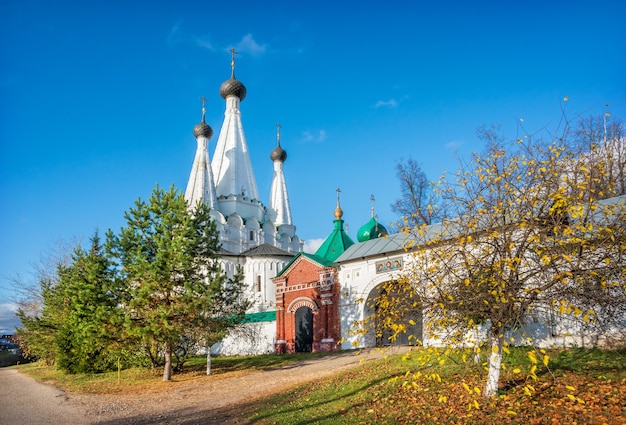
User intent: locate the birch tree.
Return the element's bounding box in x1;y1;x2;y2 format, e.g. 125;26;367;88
378;127;626;398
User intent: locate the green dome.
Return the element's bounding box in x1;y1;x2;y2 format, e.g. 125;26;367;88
357;217;388;242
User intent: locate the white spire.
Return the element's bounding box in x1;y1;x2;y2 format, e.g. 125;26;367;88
268;123;293;228
185;97;218;210
212;51;259;202
211;97;259;200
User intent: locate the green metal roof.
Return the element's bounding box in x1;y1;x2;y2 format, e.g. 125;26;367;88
243;310;277;323
314;219;355;262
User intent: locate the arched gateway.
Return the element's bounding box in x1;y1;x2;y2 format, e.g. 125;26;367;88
295;306;314;352
364;281;423;347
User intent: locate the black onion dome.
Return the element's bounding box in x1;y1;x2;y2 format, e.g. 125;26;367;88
270;144;287;162
219;77;247;101
193;119;213;139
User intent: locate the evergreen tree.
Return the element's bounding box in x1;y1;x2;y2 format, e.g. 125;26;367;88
17;232;122;372
106;185;248;381
16;276;66;365
56;232;121;373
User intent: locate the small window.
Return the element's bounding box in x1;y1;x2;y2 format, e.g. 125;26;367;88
250;231;255;241
256;275;262;292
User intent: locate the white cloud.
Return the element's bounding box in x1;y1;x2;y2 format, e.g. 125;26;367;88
167;21;183;46
373;99;398;109
0;303;20;335
234;34;267;56
195;36;214;50
445;140;463;150
303;238;325;254
301;129;327;143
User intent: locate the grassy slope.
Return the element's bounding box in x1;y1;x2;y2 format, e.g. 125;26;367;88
16;350;340;394
247;348;626;425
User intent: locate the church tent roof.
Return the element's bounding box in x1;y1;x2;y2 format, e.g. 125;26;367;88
314;219;355;263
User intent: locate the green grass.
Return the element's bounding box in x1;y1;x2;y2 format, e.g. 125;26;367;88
17;361;161;393
187;350;344;374
248;353;416;425
16;350;348;394
246;347;626;425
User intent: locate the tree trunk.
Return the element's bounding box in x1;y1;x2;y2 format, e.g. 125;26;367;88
206;348;212;376
163;342;173;381
484;333;503;397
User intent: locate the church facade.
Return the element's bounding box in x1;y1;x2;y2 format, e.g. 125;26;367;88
185;52;301;355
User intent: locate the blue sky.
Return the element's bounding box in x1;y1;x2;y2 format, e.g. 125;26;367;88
1;0;624;333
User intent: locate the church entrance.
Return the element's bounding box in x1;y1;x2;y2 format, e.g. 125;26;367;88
364;282;423;347
295;306;313;352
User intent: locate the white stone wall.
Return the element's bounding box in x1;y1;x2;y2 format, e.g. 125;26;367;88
337;250;625;350
214;255;292;355
212;320;276;356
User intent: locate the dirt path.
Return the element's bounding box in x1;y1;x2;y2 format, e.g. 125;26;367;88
7;347;407;425
0;368;90;425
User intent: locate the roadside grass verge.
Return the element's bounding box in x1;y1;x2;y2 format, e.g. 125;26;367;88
15;350;345;394
247;347;626;425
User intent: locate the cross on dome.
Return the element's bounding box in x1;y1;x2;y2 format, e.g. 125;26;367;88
200;96;207;121
334;187;343;220
270;123;287;162
230;48;238;78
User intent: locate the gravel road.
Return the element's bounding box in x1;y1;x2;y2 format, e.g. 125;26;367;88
0;347;408;425
0;368;90;424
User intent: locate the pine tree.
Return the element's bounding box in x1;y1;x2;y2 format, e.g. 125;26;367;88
16;276;65;365
106;185;248;381
56;232;121;373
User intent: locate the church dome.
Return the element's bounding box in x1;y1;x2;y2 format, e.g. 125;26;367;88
193;120;213;139
270;144;287;162
357;217;388;242
220;77;247;101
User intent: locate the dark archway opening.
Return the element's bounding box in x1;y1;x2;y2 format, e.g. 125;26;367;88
295;306;313;352
366;282;423;347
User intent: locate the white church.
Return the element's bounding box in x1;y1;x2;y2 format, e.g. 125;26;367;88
184;53;625;356
184;52;303;355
